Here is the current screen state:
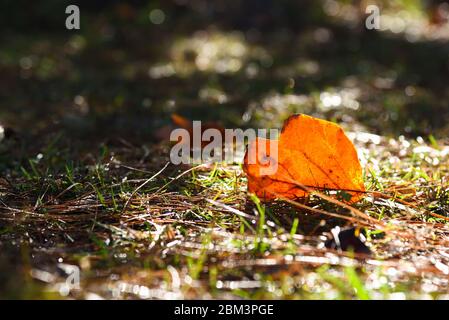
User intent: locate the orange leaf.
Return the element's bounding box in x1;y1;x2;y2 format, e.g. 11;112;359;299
243;114;365;202
169;113;225;147
171;113;192;130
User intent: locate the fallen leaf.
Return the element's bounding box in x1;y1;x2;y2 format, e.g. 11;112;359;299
153;114;224;145
171;113;192;130
243;114;365;202
170;113;225;147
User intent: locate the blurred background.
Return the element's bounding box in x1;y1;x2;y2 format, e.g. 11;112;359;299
1;0;449;148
